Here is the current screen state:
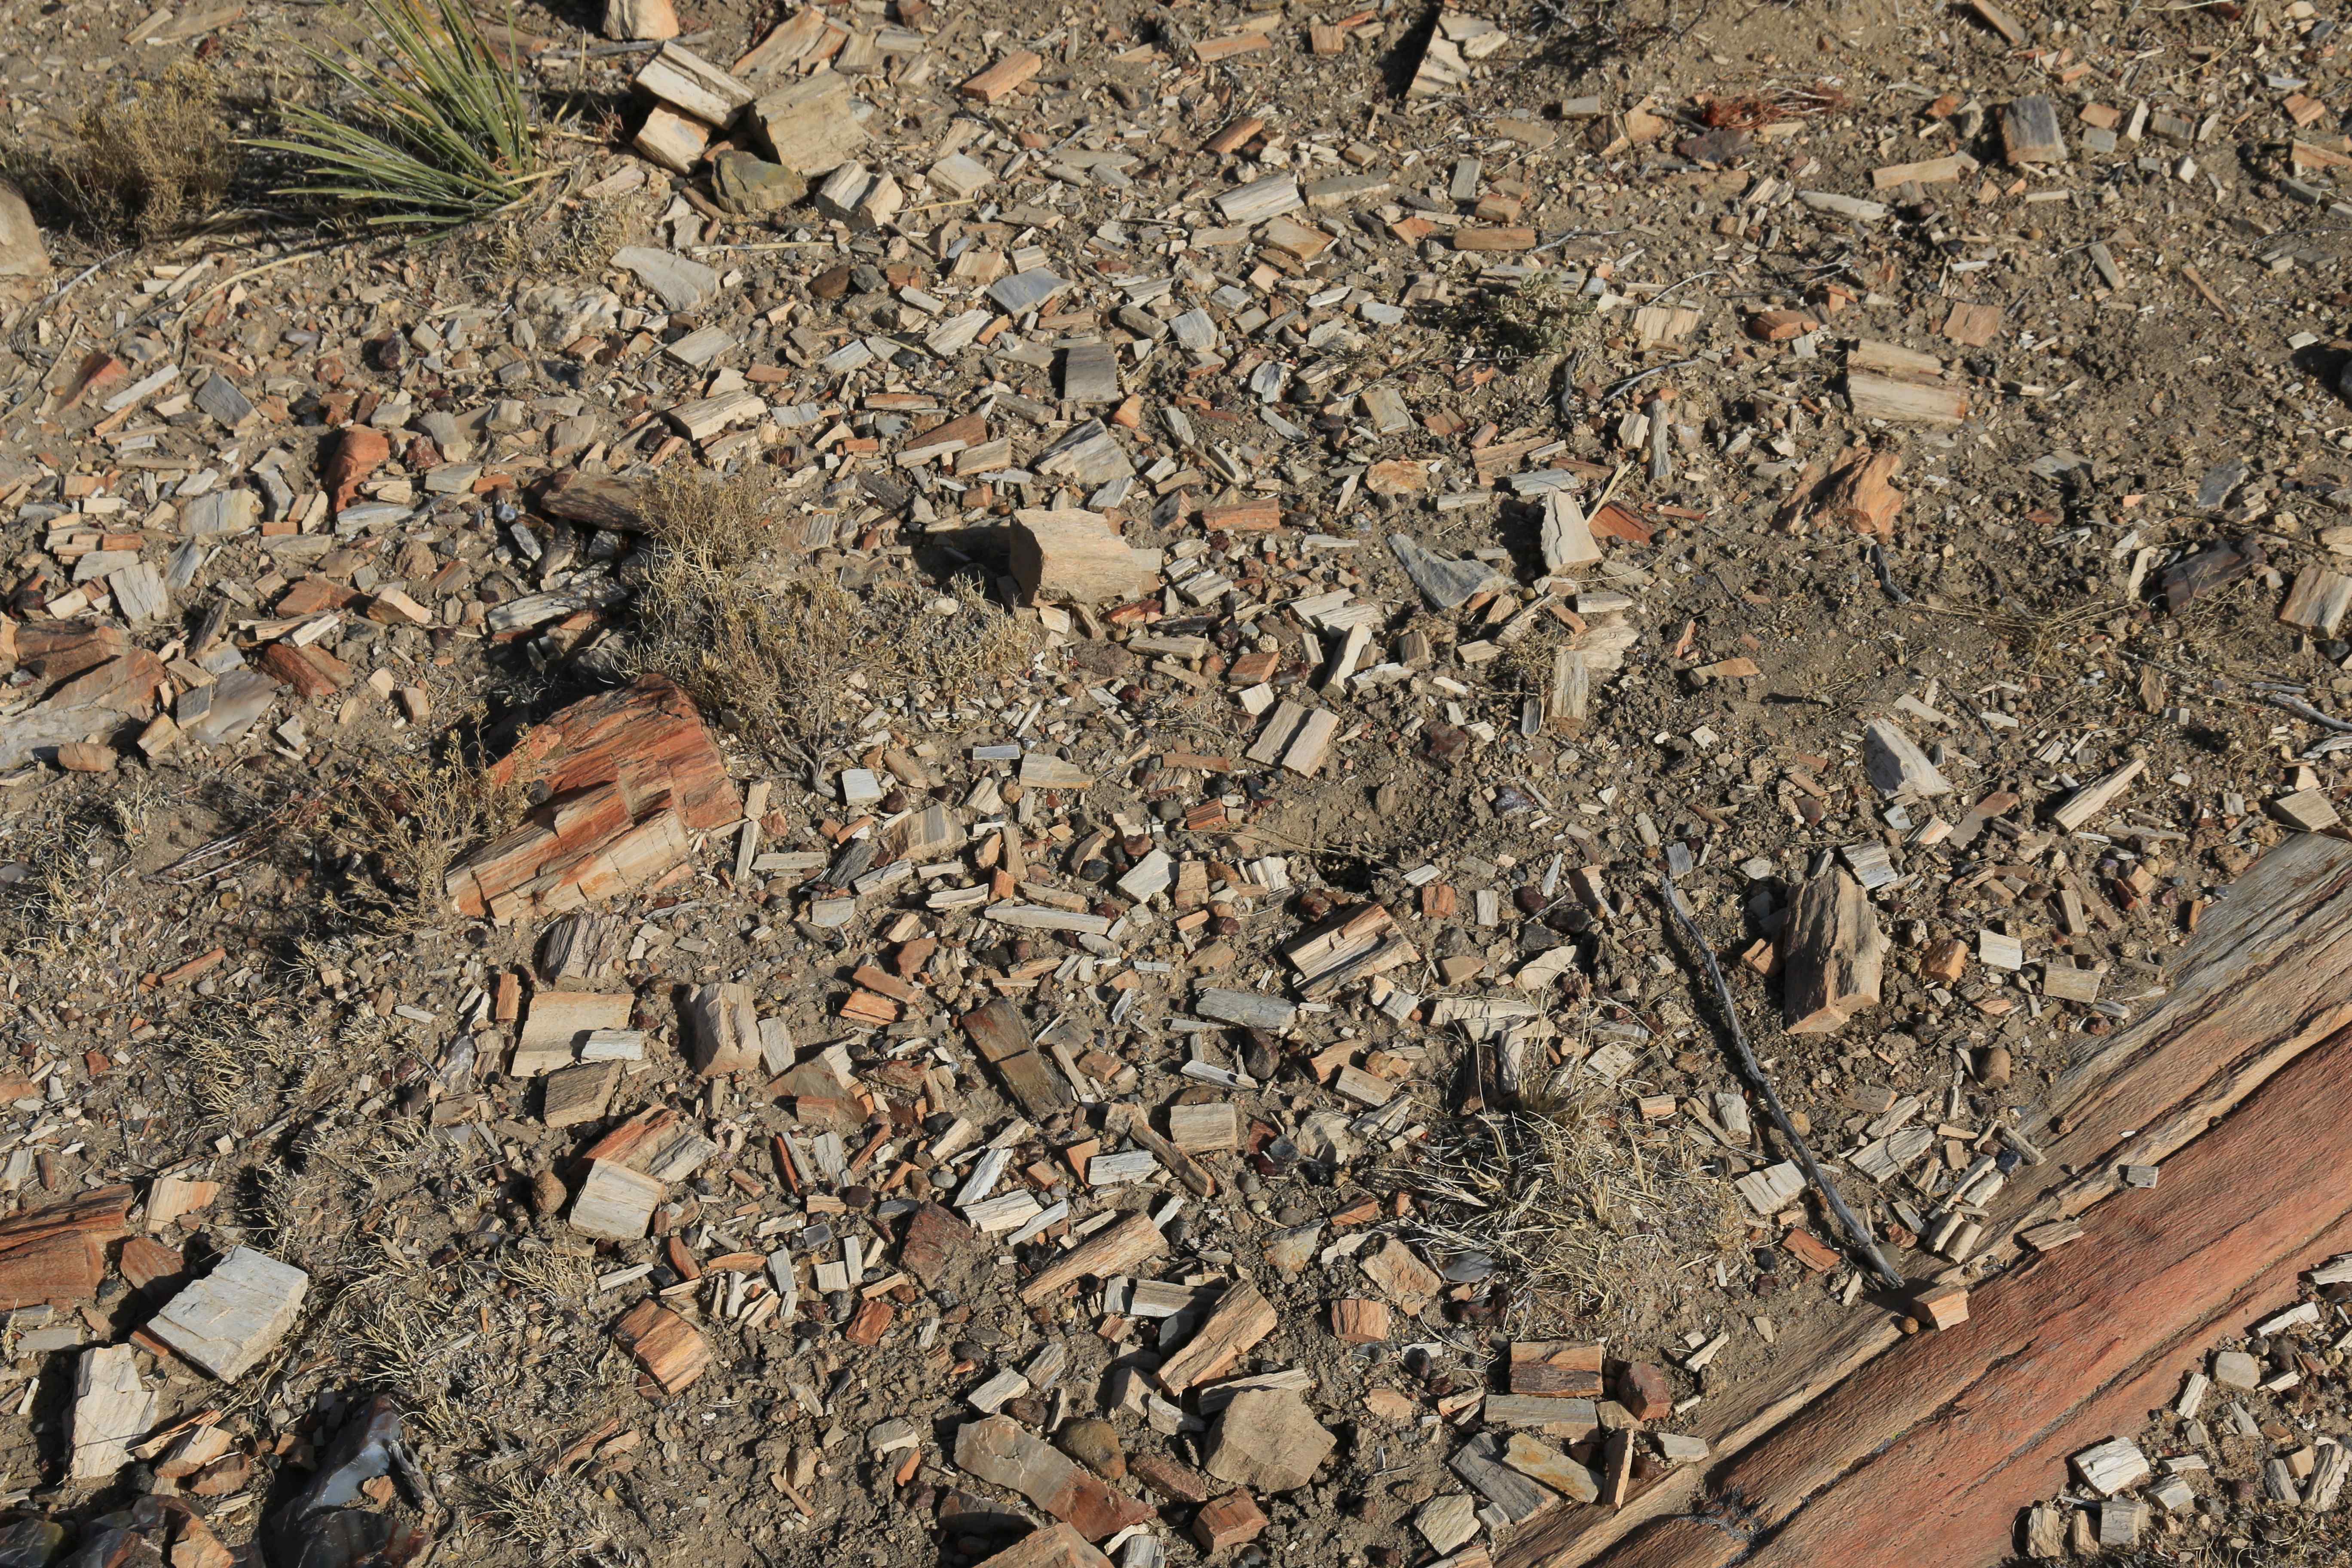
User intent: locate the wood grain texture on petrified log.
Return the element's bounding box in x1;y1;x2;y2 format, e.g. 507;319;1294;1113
484;675;740;830
1593;1017;2352;1568
1777;868;1885;1033
0;1182;135;1309
1990;832;2352;1249
1496;834;2352;1568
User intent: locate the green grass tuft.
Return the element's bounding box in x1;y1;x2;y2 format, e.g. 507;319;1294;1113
251;0;545;228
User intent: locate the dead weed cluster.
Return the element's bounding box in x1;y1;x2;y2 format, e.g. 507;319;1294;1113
474;189;638;282
1386;1079;1743;1335
629;468;1038;756
174;996;318;1121
1453;273;1598;362
0;815;113;955
2094;1507;2352;1565
322;744;527;931
2;62;238;243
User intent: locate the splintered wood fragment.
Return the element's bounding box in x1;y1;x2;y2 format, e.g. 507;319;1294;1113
1010;508;1163;606
1194;30;1272;62
670;391;764;441
1454;1430;1558;1522
1779;870;1886;1035
613;1299;711;1393
1204;115;1265;155
683;981;761;1076
2310;1443;2350;1510
1908;1283;1969;1331
634;42;755;126
961;999;1074;1119
1193;1491;1269;1552
2282;567;2352;637
2020;1218;2085;1252
1969;0;2025;42
1847;372;1967;426
0;1184;134;1308
514;990;633;1075
1816;447;1904;538
1863;719;1954;796
1246;700;1311;767
571;1160;664;1241
2273;788;2342;831
635;105;705;174
146;1246;309;1379
1166;1102;1240;1153
2051;757;2146;833
1484;1393;1599;1434
1155;1280;1279;1393
1541;490;1603;570
1548;646;1592;730
1106;1104;1216;1198
72;1344;155;1481
1360;1237;1441;1312
973;1524;1115;1568
2002;95;2067;164
1020;1211;1167;1304
1510;1341;1605;1397
956;1414;1154;1540
1870;153;1977;189
1193;988;1296;1030
1942;301;2003;348
1330;1298;1389;1342
962;50;1043;103
1503;1432;1602;1502
1280;709;1340;775
2074;1436;2152;1496
540;1061;624;1128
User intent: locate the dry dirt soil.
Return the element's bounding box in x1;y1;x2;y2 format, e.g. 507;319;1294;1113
5;0;2352;1564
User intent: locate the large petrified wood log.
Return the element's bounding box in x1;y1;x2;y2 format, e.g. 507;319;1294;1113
484;674;738;830
448;677;741;921
1598;1004;2352;1568
1496;833;2352;1568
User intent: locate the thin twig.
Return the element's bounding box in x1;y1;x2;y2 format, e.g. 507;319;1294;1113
1600;357;1698;404
1658;867;1906;1292
1644;268;1719;306
27;248;130;322
1872;542;1911;605
2262;692;2352;734
172;245;340;326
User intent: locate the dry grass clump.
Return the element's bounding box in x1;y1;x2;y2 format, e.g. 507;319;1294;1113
2;62;238;243
1384;1081;1743;1334
630;468;1038;756
175;997;316;1120
1456;274;1597;361
1496;618;1574;697
323;746;526;931
476;190;636;280
0;816;112;954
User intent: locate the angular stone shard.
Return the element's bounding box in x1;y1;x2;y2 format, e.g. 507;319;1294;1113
955;1415;1153;1540
1202;1389;1335;1492
1389;534;1504;610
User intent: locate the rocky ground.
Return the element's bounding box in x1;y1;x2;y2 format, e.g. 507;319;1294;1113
5;0;2352;1563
